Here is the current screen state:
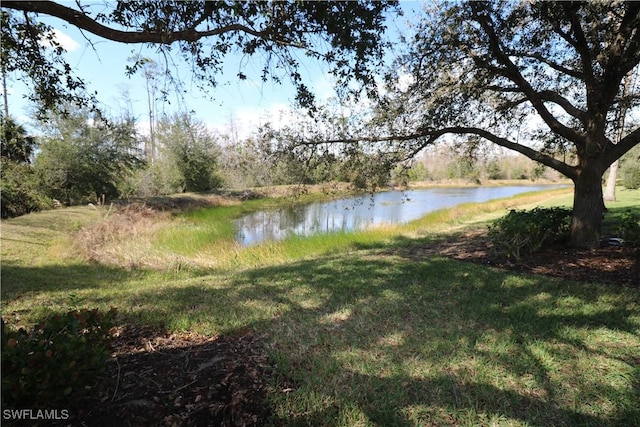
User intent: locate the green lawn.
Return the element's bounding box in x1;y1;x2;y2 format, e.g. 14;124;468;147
2;186;639;426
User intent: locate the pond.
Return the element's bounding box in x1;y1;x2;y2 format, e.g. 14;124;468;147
235;185;568;246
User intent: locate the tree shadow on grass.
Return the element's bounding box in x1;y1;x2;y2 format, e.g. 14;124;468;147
271;372;608;427
119;253;640;425
0;262;143;297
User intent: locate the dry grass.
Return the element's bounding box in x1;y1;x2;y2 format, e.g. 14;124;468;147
72;194;244;269
73;204;170;269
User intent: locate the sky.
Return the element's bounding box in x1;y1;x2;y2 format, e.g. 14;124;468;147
4;1;421;140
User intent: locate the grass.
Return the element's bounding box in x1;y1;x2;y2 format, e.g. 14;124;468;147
1;185;639;426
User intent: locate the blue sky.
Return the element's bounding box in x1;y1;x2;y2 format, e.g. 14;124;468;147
4;2;421;139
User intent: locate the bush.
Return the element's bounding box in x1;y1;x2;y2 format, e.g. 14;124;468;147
0;160;51;218
1;308;116;407
622;163;640;189
488;207;572;260
617;211;640;246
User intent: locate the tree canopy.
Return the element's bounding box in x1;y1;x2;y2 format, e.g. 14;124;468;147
34;108;143;205
407;1;640;248
1;0;397;115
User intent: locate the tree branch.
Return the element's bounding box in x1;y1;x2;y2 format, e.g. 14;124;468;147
513;53;584;79
316;126;578;179
537;90;587;123
606;126;640;165
484;85;587;123
470;5;587;147
2;1;304;48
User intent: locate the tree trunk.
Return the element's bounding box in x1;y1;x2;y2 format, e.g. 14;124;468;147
603;160;619;201
570;171;604;248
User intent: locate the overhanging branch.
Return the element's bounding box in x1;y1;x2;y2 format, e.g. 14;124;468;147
2;1;304;47
470;6;587;147
310;126;578;179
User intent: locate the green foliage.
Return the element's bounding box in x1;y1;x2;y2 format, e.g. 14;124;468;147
621;162;640;190
123;159;184;197
1;308;116;407
485;158;503;180
0;160;51;218
616;211;640;246
155;113;223;193
488;207;572;260
1;115;36;163
0;11;93;116
1;116;50;217
3;2;395;116
406;162;430;181
34;108;143;204
446;157;480;182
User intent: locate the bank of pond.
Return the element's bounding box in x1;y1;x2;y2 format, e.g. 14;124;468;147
234;185;569;246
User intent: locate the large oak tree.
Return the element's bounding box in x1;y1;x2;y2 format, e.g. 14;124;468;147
329;1;639;248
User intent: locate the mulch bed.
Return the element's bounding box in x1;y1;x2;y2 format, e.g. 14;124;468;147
22;327;274;427
436;229;639;287
386;228;640;287
18;230;638;426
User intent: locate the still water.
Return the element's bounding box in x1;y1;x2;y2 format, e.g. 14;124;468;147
235;185;567;246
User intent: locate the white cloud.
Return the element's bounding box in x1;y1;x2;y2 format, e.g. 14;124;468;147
312;74;338;102
40;29;80;52
227;103;293;138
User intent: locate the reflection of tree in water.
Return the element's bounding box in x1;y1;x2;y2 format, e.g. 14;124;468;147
235;186;568;246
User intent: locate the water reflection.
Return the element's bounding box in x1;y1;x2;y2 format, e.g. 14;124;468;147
235;185;567;246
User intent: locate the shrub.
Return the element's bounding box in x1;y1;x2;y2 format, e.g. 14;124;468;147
622;163;640;189
1;308;116;407
0;160;51;218
617;211;640;246
488;207;572;260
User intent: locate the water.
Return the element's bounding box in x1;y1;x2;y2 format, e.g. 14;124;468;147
235;185;567;246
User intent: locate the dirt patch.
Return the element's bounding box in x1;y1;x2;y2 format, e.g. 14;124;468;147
391;228;640;287
32;327;273;427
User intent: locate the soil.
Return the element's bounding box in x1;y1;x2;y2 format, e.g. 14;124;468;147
26;230;638;427
391;228;640;287
32;327;274;427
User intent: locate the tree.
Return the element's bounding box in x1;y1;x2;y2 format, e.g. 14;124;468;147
127;55;163;164
155;112;222;193
1;116;47;217
0;8;94;117
316;1;639;248
604;70;637;201
34;108;143;204
1;1;396;115
1;115;36;163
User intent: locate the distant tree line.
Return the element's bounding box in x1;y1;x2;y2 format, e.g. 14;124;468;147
3;104;639;219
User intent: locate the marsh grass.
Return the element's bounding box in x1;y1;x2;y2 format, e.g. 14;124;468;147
2;186;639;425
